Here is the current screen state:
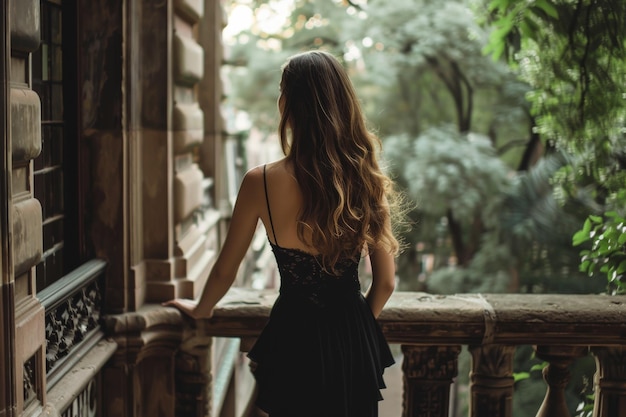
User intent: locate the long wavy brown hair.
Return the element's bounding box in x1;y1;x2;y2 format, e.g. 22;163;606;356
278;50;401;272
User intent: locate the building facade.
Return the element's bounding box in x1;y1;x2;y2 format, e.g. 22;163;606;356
1;0;243;416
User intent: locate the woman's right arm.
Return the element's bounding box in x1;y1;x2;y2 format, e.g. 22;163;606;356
163;167;264;319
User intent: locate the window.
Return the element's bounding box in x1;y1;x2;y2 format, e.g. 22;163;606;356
32;0;85;290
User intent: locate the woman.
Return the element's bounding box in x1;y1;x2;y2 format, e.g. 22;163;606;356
166;50;401;417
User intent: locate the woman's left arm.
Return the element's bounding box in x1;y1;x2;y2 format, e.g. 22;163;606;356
365;246;396;318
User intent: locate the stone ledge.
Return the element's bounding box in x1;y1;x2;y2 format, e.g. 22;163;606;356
124;290;626;347
196;289;626;347
102;303;185;335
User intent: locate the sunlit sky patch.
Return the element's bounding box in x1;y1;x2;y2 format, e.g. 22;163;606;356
223;0;295;43
222;0;376;57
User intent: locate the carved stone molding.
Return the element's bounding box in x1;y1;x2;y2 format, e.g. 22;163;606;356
401;345;461;417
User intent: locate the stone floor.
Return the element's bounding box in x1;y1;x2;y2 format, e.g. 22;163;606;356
379;349;403;417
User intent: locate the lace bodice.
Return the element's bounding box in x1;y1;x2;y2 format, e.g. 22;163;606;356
263;164;362;307
271;242;361;307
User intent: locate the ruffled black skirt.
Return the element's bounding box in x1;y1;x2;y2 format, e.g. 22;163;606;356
247;290;395;417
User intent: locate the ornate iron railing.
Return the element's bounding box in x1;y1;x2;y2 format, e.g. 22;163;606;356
38;259;106;388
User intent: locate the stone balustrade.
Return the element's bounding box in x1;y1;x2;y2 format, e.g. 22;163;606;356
195;288;626;417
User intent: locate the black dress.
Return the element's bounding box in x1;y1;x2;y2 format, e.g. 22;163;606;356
247;166;395;417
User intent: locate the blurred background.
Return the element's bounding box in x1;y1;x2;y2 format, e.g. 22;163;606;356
218;1;626;415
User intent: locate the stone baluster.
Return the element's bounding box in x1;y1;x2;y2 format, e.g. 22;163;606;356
176;327;213;417
534;345;588;417
469;344;515;417
591;346;626;417
401;345;461;417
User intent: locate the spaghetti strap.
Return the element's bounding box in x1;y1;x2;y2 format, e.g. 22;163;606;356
263;164;278;245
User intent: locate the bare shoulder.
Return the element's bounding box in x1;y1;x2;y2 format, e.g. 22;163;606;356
239;162;280;197
245;159;290;181
232;166;264;204
266;158;295;181
243;158;286;176
243;164;264;184
263;158;289;173
240;159;293;199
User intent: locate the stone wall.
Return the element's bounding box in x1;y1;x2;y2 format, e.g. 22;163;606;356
9;0;46;413
2;0;227;416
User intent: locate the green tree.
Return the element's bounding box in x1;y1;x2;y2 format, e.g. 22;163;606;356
480;2;626;414
484;0;626;293
224;0;605;296
384;127;511;266
224;0;352;133
356;0;539;287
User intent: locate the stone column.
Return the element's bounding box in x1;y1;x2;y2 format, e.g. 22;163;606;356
401;345;461;417
8;0;45;413
198;0;226;186
102;307;184;417
1;0;17;414
139;0;176;301
79;0;130;313
101;332;143;417
469;344;515;417
175;328;213;417
139;0;220;304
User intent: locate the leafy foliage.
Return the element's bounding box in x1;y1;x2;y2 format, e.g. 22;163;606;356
358;0;531;144
424;151;605;294
386;126;510;230
573;202;626;294
225;0;541;285
491;153;605;293
384;125;516;285
484;0;626;292
225;0;619;296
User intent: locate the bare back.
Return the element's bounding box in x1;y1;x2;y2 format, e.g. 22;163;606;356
259;159;319;254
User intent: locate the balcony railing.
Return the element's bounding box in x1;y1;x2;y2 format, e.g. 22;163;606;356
195;288;626;417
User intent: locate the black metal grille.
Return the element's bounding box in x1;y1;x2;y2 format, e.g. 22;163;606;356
32;0;65;290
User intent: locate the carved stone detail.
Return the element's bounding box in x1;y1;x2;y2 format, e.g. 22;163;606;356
591;346;626;417
175;333;213;417
23;354;37;406
402;345;460;379
60;377;98;417
45;280;101;373
469;344;515;417
401;345;461;417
